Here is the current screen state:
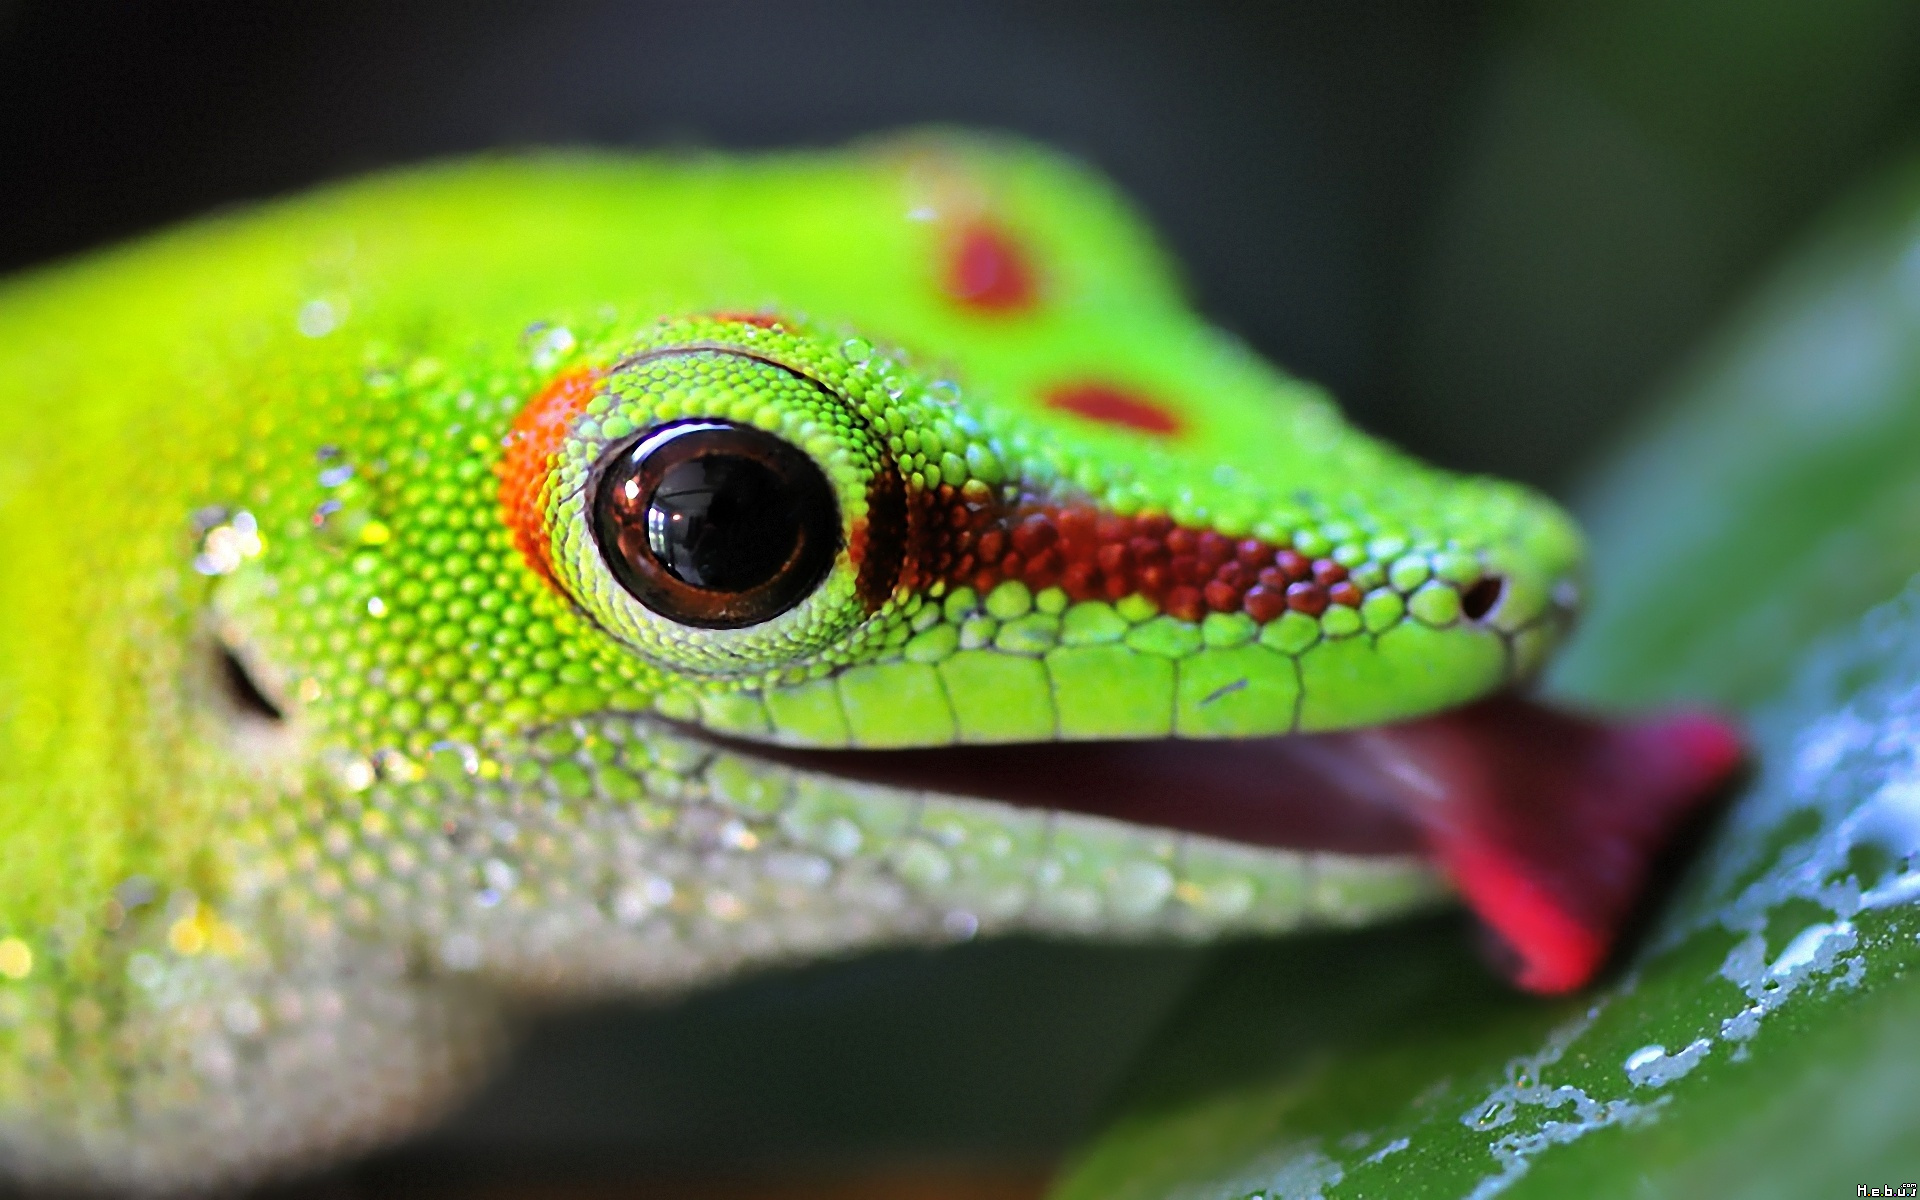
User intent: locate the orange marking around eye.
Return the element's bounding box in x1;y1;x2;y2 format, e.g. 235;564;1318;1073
705;310;786;329
1042;381;1185;437
498;366;602;584
944;219;1038;312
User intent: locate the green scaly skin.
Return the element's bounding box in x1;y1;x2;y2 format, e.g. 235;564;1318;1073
0;134;1581;1187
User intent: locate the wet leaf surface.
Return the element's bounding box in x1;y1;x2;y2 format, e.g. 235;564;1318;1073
1058;584;1920;1198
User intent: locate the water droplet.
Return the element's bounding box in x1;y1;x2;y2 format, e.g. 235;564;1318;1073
894;841;954;888
1623;1044;1665;1072
613;875;675;924
815;816;864;859
1624;1037;1711;1088
193;511;264;575
526;324;576;369
1107;861;1175;920
339;758;375;791
297;298;342;338
483;859;518;892
1770;920;1853;977
1473;1098;1515;1129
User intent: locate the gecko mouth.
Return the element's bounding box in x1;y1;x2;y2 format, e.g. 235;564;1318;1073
727;694;1745;993
212;617;1742;993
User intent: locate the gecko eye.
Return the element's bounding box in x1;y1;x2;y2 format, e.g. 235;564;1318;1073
527;325;909;677
592;421;841;629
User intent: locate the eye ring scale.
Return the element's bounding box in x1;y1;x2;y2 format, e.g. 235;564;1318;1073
591;420;843;630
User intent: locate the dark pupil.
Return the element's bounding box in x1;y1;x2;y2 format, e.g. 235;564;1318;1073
592;420;841;629
645;454;797;590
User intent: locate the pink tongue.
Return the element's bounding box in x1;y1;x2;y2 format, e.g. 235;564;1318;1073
1352;698;1745;993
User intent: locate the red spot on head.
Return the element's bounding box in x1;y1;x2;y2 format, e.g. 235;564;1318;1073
1043;382;1185;437
497;367;601;584
945;219;1038;313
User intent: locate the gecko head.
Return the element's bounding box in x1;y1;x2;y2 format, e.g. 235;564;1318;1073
0;143;1744;1188
483;314;1681;994
205;311;1726;999
508;315;1585;741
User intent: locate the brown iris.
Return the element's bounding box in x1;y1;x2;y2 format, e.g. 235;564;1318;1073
591;420;841;629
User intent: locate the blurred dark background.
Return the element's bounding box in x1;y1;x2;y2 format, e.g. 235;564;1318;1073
5;1;1920;1194
13;0;1920;490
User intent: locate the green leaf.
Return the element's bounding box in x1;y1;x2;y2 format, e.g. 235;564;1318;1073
1551;153;1920;712
1057;584;1920;1198
1055;138;1920;1200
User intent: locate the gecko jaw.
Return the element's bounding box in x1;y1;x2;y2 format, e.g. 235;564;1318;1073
211;603;1734;995
714;694;1744;994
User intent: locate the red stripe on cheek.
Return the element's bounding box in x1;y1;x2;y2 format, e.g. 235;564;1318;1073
498;367;602;584
899;491;1360;625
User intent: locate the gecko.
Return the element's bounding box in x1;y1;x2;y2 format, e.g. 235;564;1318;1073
0;133;1742;1189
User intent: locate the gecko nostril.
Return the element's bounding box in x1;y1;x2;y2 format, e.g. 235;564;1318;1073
1462;576;1505;622
217;642;284;724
